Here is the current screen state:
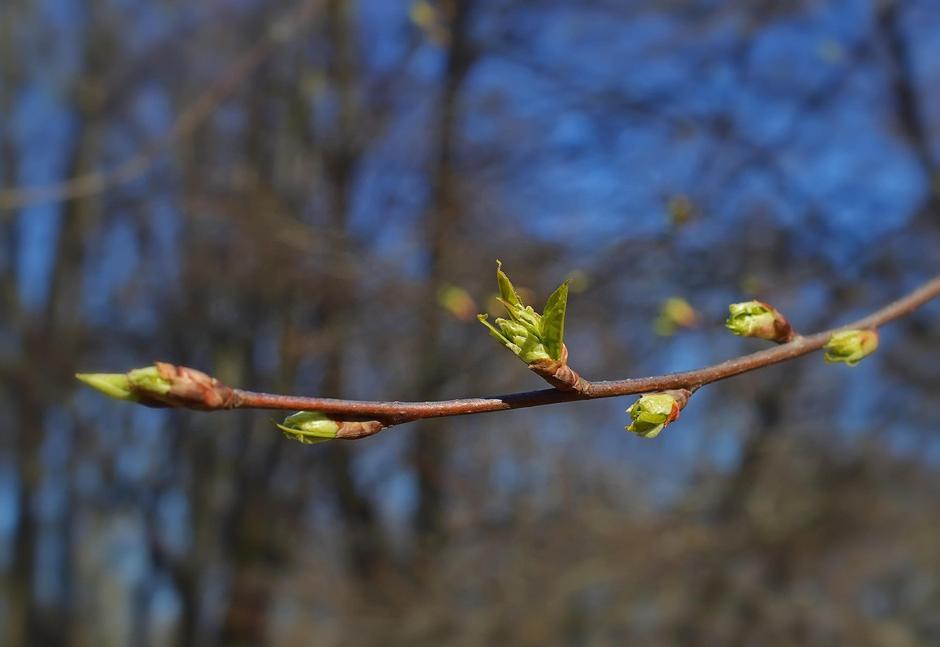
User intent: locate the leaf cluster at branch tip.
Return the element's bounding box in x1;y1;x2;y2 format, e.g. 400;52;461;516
477;261;569;364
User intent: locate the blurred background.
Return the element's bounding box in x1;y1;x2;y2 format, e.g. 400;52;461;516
1;0;940;645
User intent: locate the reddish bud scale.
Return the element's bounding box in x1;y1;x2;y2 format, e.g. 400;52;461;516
662;388;691;422
527;344;591;394
335;420;386;440
758;301;795;343
138;362;241;410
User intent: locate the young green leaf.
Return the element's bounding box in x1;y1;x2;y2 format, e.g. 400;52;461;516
497;299;541;335
495;260;522;307
518;331;551;363
75;373;138;401
477;314;523;355
540;280;569;360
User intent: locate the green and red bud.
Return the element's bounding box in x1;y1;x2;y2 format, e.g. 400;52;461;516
824;328;879;366
725;300;793;343
277;411;386;443
276;411;340;444
77;362;238;409
626;389;691;439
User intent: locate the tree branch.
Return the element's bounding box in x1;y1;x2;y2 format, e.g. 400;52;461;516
77;275;940;436
216;275;940;427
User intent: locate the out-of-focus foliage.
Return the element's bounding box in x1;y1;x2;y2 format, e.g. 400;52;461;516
1;0;939;645
654;296;699;336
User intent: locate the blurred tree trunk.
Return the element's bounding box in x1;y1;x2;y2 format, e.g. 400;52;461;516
410;0;476;559
217;333;278;647
877;1;940;220
318;0;390;584
0;0;20;316
0;3;23;642
216;30;285;644
6;13;105;644
0;0;33;639
215;1;392;640
675;385;785;646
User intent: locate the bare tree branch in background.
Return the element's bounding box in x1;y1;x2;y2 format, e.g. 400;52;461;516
0;0;323;212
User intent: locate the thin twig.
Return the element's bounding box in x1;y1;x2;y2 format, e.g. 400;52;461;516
219;275;940;427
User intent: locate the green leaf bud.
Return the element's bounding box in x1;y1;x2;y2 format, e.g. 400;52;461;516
276;411;340;444
477;314;523;355
496;318;531;346
725;300;793;343
824;329;879;366
626;389;690;439
77;362;237;409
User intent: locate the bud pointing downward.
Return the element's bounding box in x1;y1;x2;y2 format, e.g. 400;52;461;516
824;329;879;366
626;389;691;439
277;411;340;444
725;300;793;343
277;411;386;443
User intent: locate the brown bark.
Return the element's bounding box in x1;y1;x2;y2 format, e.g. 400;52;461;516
411;0;478;554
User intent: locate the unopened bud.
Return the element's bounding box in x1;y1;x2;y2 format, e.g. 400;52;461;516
276;412;386;443
77;362;239;409
276;411;340;444
626;389;690;439
725;301;793;343
824;329;878;366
